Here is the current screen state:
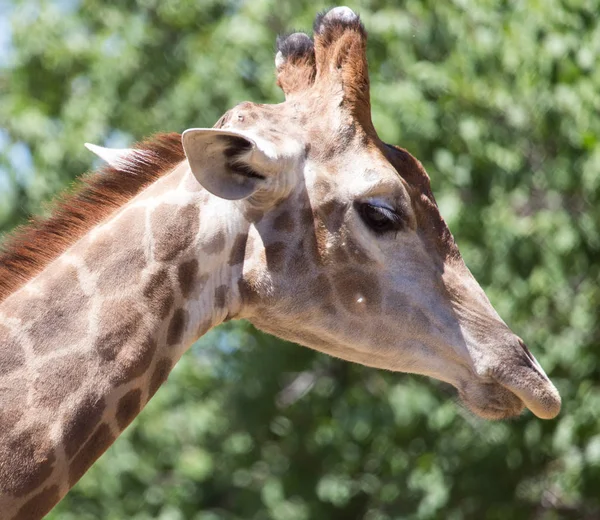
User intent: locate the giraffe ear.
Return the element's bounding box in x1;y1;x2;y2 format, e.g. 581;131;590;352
182;128;272;200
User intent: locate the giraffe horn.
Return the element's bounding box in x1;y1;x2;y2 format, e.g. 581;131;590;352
275;32;316;99
84;143;133;167
312;7;375;134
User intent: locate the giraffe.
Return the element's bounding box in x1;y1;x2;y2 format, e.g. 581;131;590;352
0;7;561;519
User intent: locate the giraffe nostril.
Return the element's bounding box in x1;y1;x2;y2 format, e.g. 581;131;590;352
518;339;536;363
516;338;550;381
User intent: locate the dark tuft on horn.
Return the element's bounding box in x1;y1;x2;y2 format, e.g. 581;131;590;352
313;8;366;42
276;32;314;61
275;32;316;98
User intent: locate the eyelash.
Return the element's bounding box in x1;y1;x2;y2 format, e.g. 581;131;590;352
356;202;405;235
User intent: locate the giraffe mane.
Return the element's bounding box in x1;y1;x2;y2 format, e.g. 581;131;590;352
0;132;185;303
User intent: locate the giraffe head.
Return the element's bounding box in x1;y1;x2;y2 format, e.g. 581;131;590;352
177;7;560;420
90;7;554;420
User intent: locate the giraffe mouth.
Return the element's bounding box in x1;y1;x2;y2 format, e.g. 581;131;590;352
453;340;561;420
491;367;561;420
458;380;526;420
460;356;561;420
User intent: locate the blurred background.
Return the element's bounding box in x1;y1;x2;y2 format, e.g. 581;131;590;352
1;0;599;518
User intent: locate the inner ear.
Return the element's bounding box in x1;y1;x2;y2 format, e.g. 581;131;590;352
182;128;265;200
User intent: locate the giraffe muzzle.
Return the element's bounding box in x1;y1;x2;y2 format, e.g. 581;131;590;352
481;339;561;419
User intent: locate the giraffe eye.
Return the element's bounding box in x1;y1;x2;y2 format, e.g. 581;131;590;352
356;202;404;234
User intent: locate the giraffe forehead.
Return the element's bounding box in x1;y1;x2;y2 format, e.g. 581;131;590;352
223;100;443;236
304;152;409;209
221;94;360;149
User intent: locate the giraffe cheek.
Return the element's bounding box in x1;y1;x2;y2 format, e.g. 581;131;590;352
332;269;382;314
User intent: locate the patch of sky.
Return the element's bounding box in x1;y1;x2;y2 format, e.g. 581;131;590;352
55;0;81;14
9;141;34;185
0;1;13;68
0;169;11;199
0;130;13;196
105;129;133;148
102;34;125;58
0;129;34;202
192;322;257;374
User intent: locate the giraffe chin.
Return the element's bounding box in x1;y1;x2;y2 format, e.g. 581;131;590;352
459;368;561;420
458;380;526;421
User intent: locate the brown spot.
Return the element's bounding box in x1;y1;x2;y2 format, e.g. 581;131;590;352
229;234;248;266
6;265;89;356
273;210;295;233
332;269;382;313
0;383;26;433
12;484;60;520
116;389;142;430
314;178;332;198
238;277;261;306
214;285;228;308
262;110;276;123
300;232;321;265
0;324;25;376
346;236;371;264
314;273;334;301
144;268;175;319
287;230;320;270
148;358;172;400
151;203;200;262
300;208;314;226
33;354;88;410
317;199;347;234
265;242;286;272
242;207;265;223
319;198;338;217
95;299;143;362
0;423;56;497
167;308;188;346
203;231;226;255
63;393;106;459
111;335;157;386
177;259;199;298
69;423;115;487
338;122;357;150
85;207;147;295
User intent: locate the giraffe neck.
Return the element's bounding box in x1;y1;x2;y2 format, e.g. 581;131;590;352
0;163;250;519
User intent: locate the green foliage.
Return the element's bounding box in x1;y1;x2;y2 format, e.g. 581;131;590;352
2;0;599;518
